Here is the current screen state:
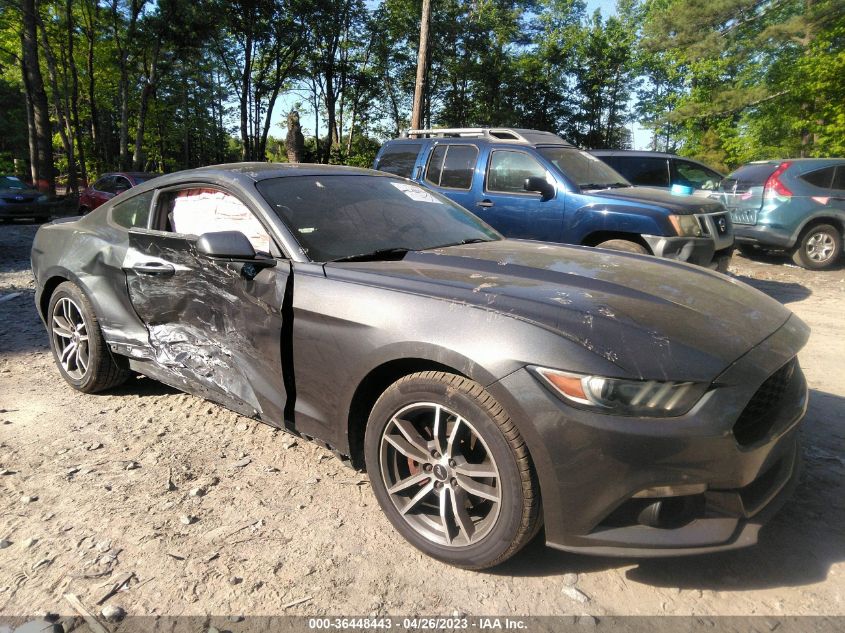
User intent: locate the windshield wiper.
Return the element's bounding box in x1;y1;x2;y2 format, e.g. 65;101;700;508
581;182;632;191
425;238;493;250
331;247;412;263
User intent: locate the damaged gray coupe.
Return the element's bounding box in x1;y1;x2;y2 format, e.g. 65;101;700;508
32;163;809;569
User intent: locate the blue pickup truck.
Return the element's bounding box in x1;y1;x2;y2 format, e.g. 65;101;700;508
373;128;734;271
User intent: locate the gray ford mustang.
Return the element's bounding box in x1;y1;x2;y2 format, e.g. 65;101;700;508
31;163;809;569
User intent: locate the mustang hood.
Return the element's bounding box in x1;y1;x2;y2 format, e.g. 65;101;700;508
595;186;725;215
325;240;801;382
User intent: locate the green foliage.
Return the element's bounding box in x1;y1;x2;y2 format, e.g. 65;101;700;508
3;0;843;182
641;0;845;168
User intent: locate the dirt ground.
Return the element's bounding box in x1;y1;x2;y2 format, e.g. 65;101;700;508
1;220;843;619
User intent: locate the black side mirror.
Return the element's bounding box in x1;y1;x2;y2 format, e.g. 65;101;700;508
196;231;257;259
524;176;555;199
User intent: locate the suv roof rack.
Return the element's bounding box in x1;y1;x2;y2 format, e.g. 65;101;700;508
403;127;572;145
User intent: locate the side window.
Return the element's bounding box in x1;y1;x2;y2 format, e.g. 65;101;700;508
376;143;422;178
113;176;132;193
832;166;845;192
95;176;115;193
674;160;721;190
159;188;272;254
800;166;835;189
486;151;547;194
111;191;153;229
425;144;477;190
608;157;670;187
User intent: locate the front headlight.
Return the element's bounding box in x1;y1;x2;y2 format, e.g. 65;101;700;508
668;214;702;237
534;367;709;417
37;194;49;203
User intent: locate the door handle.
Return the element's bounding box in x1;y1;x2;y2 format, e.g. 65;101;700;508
133;262;175;276
477;200;494;208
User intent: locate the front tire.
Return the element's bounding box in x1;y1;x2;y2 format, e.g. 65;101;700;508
791;223;842;270
364;371;541;569
594;238;649;254
47;281;130;393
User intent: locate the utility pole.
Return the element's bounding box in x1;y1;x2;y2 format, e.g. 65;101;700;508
410;0;432;132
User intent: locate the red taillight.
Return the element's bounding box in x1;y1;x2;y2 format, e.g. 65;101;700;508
764;161;792;198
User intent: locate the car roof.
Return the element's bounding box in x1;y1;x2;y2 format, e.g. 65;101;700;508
745;158;845;164
590;150;685;159
192;162;384;181
386;127;575;148
100;171;160;177
121;163;392;195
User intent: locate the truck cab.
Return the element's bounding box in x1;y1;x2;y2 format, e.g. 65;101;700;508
374;128;734;271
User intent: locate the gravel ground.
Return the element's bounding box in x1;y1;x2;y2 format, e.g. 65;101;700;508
1;220;843;619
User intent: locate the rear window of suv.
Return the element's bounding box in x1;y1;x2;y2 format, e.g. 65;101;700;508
723;163;778;189
376;144;422;178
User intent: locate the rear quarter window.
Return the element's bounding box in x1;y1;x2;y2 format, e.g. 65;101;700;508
376;144;422;178
833;167;845;192
110;191;154;229
799;166;835;189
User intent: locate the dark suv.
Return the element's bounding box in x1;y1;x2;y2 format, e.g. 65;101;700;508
374;128;734;271
720;159;845;269
590;150;724;197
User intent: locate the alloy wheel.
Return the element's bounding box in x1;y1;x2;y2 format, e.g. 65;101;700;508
51;296;90;380
805;231;835;262
379;402;501;547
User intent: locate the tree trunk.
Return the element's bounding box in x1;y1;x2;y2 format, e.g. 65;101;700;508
21;0;54;193
113;0;143;170
38;12;78;195
83;0;100;171
133;43;160;170
286;110;304;163
67;0;87;185
240;31;253;161
410;0;432;132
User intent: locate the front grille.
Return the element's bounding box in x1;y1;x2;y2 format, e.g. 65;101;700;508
733;358;797;446
730;209;757;225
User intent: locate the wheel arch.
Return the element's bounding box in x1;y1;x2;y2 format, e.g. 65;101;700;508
581;230;652;252
789;213;845;247
346;357;467;469
38;269;88;322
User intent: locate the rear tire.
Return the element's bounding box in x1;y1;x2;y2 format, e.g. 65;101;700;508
595;239;649;254
791;223;842;270
47;281;130;393
364;371;541;569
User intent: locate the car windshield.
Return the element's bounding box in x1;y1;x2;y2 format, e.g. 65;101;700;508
0;176;35;191
537;147;630;190
257;174;501;262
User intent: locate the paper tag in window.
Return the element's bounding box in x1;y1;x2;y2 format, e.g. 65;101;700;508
391;182;440;203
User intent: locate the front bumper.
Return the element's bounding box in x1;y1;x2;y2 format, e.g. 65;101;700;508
486;314;809;557
642;234;733;272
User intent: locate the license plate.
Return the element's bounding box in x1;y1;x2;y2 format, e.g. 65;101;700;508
730;209;756;225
